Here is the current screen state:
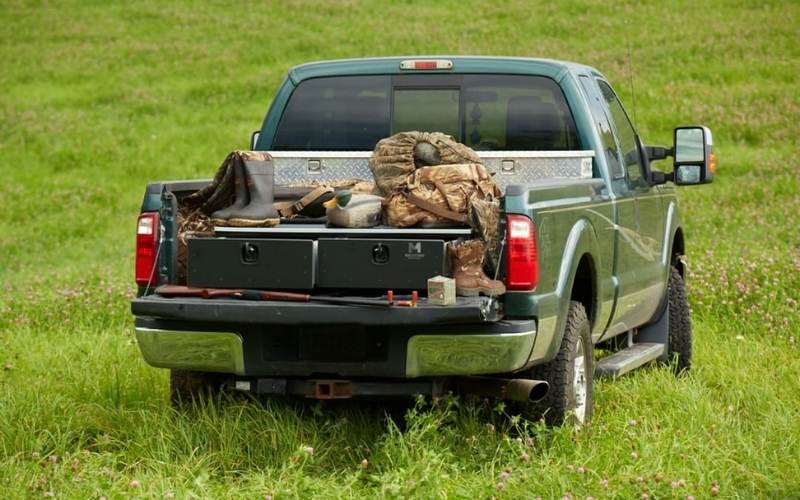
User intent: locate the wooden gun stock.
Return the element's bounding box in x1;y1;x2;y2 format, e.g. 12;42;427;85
154;285;394;307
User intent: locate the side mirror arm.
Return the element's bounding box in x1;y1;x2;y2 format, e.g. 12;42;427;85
650;170;674;186
645;145;673;161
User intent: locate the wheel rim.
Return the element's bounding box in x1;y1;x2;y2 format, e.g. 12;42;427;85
572;338;588;424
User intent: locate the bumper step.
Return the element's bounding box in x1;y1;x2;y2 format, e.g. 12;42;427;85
595;342;665;378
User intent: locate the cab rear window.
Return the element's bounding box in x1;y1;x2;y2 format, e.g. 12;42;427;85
272;74;580;151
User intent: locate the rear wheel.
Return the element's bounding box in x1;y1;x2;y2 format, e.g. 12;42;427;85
518;301;593;427
169;370;224;406
664;266;692;373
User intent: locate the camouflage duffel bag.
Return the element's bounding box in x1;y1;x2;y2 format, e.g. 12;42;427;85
369;131;482;196
385;163;500;228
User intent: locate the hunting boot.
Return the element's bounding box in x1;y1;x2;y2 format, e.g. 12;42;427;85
225;158;280;227
209;158;250;223
448;239;506;297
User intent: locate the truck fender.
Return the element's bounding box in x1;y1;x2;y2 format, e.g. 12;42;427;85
659;200;682;280
536;218;601;363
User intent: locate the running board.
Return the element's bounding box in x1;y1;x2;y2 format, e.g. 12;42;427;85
595;342;666;378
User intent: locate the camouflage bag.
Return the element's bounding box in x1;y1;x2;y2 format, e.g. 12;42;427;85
384;163;500;228
369;131;482;196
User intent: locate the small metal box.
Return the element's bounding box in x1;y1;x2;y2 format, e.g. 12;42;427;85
427;275;456;306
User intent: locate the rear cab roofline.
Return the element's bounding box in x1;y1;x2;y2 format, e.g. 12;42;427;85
285;56;603;83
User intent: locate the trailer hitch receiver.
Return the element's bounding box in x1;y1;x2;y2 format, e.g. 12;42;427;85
311;380;353;399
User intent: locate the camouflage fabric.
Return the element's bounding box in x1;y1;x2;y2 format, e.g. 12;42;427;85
369;131;482;196
175;204;214;284
470;196;501;272
384;163;500;227
285;178;377;194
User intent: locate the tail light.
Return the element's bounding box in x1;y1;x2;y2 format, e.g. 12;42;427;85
505;215;538;290
135;212;160;287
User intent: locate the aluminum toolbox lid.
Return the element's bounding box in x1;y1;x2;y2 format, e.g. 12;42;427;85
265;150;595;191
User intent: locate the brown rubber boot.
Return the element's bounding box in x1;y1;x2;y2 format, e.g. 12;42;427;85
224;158;280;227
448;239;506;297
210;158;250;223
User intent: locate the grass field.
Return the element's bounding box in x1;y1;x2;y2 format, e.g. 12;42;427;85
1;0;799;497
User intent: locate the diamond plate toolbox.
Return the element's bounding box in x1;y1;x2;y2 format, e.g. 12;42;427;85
267;150;595;191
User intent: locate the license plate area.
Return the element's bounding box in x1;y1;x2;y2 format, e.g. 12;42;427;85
262;326;388;363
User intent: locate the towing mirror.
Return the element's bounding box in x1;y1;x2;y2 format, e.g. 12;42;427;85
250;130;261;151
673;126;715;185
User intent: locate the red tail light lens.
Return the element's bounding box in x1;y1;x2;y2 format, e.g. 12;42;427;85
505;215;538;290
135;212;160;287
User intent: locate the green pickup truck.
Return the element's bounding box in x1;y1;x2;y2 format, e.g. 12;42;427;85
131;57;715;426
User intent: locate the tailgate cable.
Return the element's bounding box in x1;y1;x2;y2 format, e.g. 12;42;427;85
481;237;505;321
142;224;165;297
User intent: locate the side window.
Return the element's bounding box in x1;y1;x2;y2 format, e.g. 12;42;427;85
579;76;624;179
597;80;647;188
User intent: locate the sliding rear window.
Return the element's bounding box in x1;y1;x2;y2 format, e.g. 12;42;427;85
273;74;580;151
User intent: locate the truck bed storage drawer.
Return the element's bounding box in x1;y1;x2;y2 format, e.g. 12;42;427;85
187;238;314;289
316;238;446;290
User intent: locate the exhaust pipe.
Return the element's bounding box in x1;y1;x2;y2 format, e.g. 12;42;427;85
504;378;549;402
453;377;549;402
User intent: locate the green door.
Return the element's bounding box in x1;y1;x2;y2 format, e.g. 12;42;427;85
595;79;665;334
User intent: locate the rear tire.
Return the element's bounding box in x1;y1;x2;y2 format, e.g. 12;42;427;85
169;370;224;406
518;301;593;427
665;267;692;373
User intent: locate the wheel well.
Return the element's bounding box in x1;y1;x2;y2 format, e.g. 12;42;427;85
571;254;595;326
672;228;685;278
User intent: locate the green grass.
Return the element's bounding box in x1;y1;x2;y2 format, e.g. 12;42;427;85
1;0;799;497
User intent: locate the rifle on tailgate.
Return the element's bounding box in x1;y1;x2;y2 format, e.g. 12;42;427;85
155;285;418;307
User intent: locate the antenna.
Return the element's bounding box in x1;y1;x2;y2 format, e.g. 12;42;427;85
625;30;639;128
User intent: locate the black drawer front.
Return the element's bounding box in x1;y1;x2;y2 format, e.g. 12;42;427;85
187;238;314;289
317;238;445;289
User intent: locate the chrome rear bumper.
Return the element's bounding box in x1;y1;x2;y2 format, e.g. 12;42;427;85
135;327;245;375
405;330;536;377
134;324;536;378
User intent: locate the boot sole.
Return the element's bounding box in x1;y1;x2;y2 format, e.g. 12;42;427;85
209;204;249;221
214;217;280;228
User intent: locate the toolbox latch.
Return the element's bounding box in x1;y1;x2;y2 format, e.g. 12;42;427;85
501;159;516;174
307;159;322;174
